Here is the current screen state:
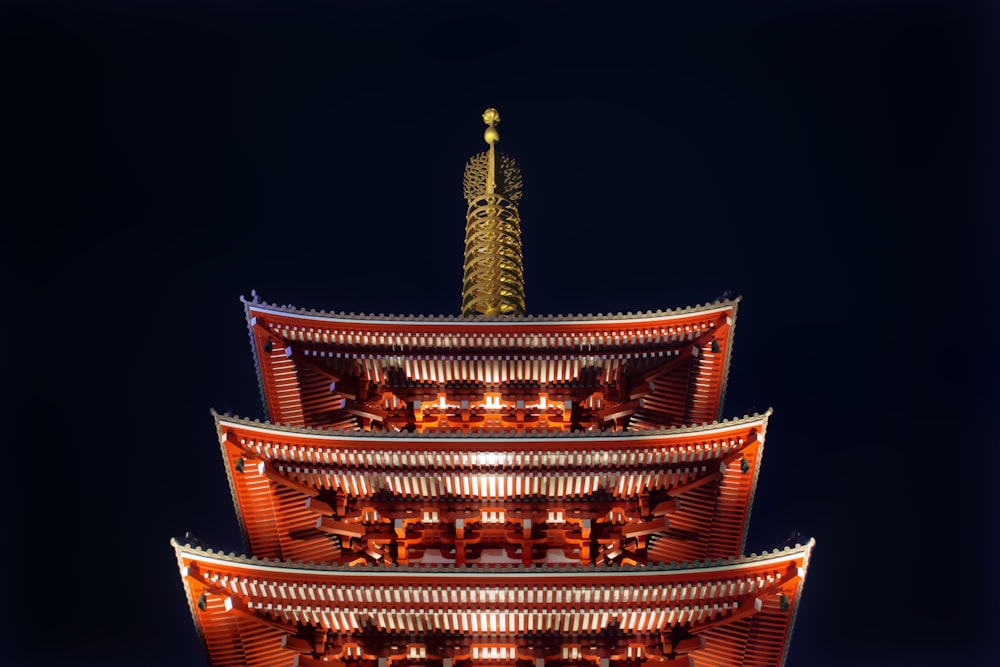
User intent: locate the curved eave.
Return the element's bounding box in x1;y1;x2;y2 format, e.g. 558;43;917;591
244;293;270;422
173;539;204;642
244;297;739;430
717;296;739;420
213;410;770;564
212;408;771;445
173;535;812;580
780;539;816;667
740;403;768;555
241;295;742;327
173;538;814;667
214;413;251;555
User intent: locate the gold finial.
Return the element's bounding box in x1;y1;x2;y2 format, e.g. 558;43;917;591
461;108;525;318
483;108;500;145
483;108;500;194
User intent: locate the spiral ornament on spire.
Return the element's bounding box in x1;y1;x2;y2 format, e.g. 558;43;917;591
461;108;525;318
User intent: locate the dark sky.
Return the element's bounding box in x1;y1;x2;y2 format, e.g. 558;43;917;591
2;1;998;666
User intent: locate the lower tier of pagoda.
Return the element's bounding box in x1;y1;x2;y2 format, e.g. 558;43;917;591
174;538;813;667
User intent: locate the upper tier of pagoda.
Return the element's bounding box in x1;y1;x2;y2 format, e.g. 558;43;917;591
244;296;738;432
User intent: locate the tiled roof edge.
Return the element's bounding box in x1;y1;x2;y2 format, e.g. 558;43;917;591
209;408;251;554
172;538;205;644
739;406;771;555
239;294;741;324
241;295;270;422
780;538;816;667
170;536;815;575
717;296;741;420
212;409;774;440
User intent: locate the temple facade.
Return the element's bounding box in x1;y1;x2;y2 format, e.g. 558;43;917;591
173;109;813;667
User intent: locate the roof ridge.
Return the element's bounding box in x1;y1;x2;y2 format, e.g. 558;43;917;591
170;536;814;574
210;409;774;439
241;294;742;323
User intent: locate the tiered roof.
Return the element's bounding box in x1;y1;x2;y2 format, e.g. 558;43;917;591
174;538;813;667
174;109;812;667
216;411;769;567
243;297;739;431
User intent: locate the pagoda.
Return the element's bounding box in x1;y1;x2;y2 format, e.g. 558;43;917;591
173;109;813;667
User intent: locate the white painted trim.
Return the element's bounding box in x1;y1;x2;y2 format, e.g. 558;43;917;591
175;540;812;580
246;304;736;328
215;413;769;446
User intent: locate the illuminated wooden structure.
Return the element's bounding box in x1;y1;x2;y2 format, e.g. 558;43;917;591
245;300;736;433
174;110;813;667
175;540;811;667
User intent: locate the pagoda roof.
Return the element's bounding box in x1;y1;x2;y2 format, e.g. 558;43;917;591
243;296;740;431
214;406;766;441
173;537;813;667
241;295;739;325
214;411;769;567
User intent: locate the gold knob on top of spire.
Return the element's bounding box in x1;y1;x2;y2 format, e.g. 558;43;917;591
461;108;525;318
483;108;500;145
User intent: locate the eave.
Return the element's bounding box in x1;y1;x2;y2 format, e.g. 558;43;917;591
212;411;770;567
173;538;814;667
243;296;740;431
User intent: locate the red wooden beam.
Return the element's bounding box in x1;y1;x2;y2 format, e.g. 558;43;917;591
629;314;730;387
668;431;759;497
182;563;298;634
598;399;641;421
315;516;366;539
343;400;388;421
623;516;670;537
284;345;346;387
261;463;320;498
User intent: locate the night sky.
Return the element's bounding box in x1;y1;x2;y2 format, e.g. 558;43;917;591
2;2;998;666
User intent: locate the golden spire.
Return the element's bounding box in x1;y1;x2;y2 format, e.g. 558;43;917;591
461;108;525;318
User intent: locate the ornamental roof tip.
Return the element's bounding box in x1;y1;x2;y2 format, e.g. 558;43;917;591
172;538;814;573
212;410;773;439
744;538;817;561
171;535;217;551
241;295;742;323
208;407;240;419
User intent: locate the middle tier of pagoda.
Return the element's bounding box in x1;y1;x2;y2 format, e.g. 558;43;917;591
215;410;767;569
